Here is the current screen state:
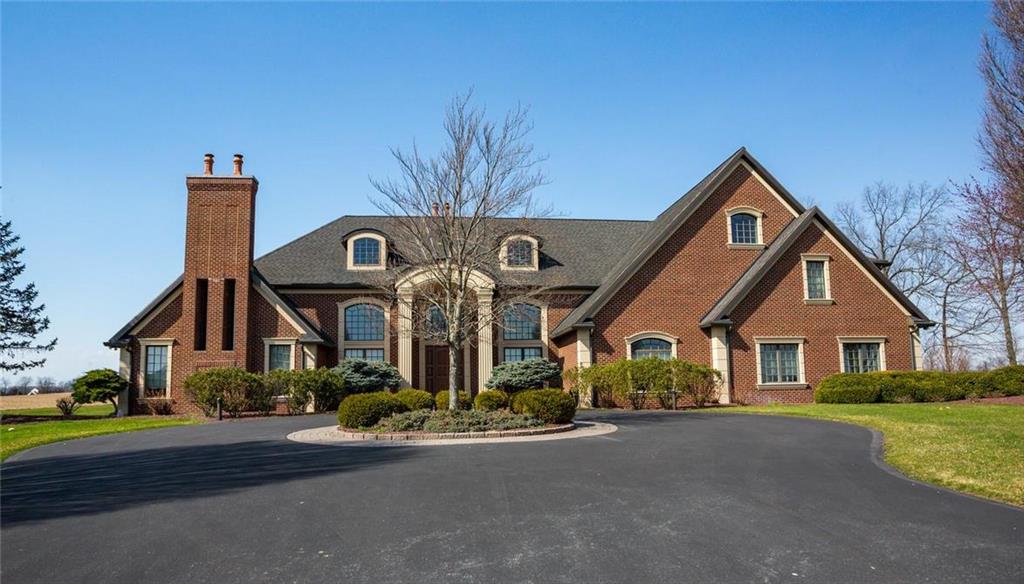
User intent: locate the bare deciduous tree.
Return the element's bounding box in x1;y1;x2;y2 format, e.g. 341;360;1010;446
835;182;949;300
980;0;1024;232
370;93;548;410
951;180;1023;366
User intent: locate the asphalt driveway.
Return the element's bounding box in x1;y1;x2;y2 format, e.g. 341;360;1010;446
1;411;1021;584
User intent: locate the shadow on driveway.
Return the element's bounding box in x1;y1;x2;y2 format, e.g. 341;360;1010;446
1;439;416;525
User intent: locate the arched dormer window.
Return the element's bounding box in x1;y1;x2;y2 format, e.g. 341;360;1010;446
499;235;540;270
346;231;387;270
726;207;765;248
625;332;678;360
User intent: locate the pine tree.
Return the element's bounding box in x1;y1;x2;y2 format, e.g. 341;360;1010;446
0;219;56;372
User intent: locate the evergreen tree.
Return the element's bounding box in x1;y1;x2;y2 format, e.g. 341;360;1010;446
0;219;56;372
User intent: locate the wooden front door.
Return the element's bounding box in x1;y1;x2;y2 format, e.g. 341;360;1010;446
425;346;450;393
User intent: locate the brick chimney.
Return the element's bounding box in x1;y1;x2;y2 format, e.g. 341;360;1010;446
182;153;258;371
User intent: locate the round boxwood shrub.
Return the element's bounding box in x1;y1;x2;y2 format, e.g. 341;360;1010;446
474;390;509;411
485;359;561;393
337;392;408;429
395;388;435;411
509;389;575;424
332;359;402;394
435;390;472;410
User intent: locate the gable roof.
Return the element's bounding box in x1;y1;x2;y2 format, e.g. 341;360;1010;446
549;147;806;337
699;207;932;328
106;269;331;349
254;216;651;289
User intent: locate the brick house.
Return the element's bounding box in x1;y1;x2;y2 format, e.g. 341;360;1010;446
105;149;931;414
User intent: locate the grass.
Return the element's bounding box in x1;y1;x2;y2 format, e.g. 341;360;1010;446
1;416;200;461
717;403;1024;506
0;404;115;418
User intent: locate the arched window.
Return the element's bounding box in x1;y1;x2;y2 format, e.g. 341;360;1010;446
730;213;759;245
502;303;544;362
352;237;381;266
630;338;673;360
342;303;386;361
506;239;533;267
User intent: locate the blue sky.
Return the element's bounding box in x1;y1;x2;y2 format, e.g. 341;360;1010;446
2;2;991;382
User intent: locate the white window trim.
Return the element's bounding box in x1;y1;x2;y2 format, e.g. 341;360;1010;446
497;301;548;363
138;338;173;399
499;235;540;271
753;336;806;386
338;297;391;362
837;336;888;373
625;331;679;360
263;338;298;372
801;253;834;304
346;232;387;271
726;206;766;249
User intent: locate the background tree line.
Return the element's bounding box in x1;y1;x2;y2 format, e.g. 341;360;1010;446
837;0;1024;371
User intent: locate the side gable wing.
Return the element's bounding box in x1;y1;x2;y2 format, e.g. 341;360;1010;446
105;276;184;348
549;147;806;337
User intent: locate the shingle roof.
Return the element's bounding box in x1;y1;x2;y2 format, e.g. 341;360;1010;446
253;216;651;289
549;147;807;337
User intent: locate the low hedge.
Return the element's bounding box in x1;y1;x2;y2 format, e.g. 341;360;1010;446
435;390;472;410
395;389;435;411
337;392;408;429
815;366;1024;404
474;390;509;411
510;389;576;424
373;409;543;433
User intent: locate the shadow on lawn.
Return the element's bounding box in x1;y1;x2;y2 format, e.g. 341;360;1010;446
0;439;417;525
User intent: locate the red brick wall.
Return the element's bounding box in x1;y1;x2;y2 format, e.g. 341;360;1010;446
590;165;799;367
728;224;914;403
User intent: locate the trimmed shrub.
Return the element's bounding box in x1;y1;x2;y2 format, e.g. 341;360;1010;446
373;409;433;432
372;409;541;433
337;392;408;429
815;371;973;404
435;390;472;410
671;360;722;408
987;365;1024;396
333;359;402;394
295;368;346;412
474;390;509;411
485;359;561;393
183;367;263;417
510;389;576;424
395;389;435;411
71;369;126;414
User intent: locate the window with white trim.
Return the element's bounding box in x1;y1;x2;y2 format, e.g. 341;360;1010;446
843;342;881;373
801;254;832;302
267;344;293;371
144;345;169;395
499;235;539;270
630;338;672;360
759;343;800;383
726;207;764;247
346;232;387;270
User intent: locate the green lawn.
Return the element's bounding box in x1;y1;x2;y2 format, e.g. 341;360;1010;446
715;403;1024;506
0;404;115;418
1;417;200;461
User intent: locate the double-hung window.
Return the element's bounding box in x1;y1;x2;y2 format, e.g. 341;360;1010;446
843;342;882;373
756;338;805;385
143;344;169;396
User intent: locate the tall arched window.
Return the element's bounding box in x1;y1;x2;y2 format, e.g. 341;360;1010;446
425;305;448;339
502;303;544;362
730;213;759;245
343;303;386;361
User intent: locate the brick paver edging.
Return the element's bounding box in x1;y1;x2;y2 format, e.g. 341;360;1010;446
287;420;618;447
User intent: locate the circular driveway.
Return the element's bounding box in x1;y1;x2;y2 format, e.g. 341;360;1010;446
2;411;1021;584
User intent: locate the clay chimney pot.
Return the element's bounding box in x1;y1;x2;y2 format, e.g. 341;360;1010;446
233;154;244;176
203;153;214;176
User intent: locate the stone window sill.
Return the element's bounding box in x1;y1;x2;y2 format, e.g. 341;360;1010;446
756;383;809;391
804;298;835;305
727;243;766;250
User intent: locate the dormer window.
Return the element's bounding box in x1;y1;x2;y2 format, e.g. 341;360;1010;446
499;235;540;270
346;231;387;270
726;207;765;248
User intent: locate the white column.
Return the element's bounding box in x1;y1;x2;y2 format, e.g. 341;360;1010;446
477;289;494;390
575;327;593;408
710;326;731;404
911;329;924;371
117;348;131;417
398;290;414;387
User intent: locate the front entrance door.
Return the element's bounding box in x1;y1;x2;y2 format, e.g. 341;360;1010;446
425;346;450;393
